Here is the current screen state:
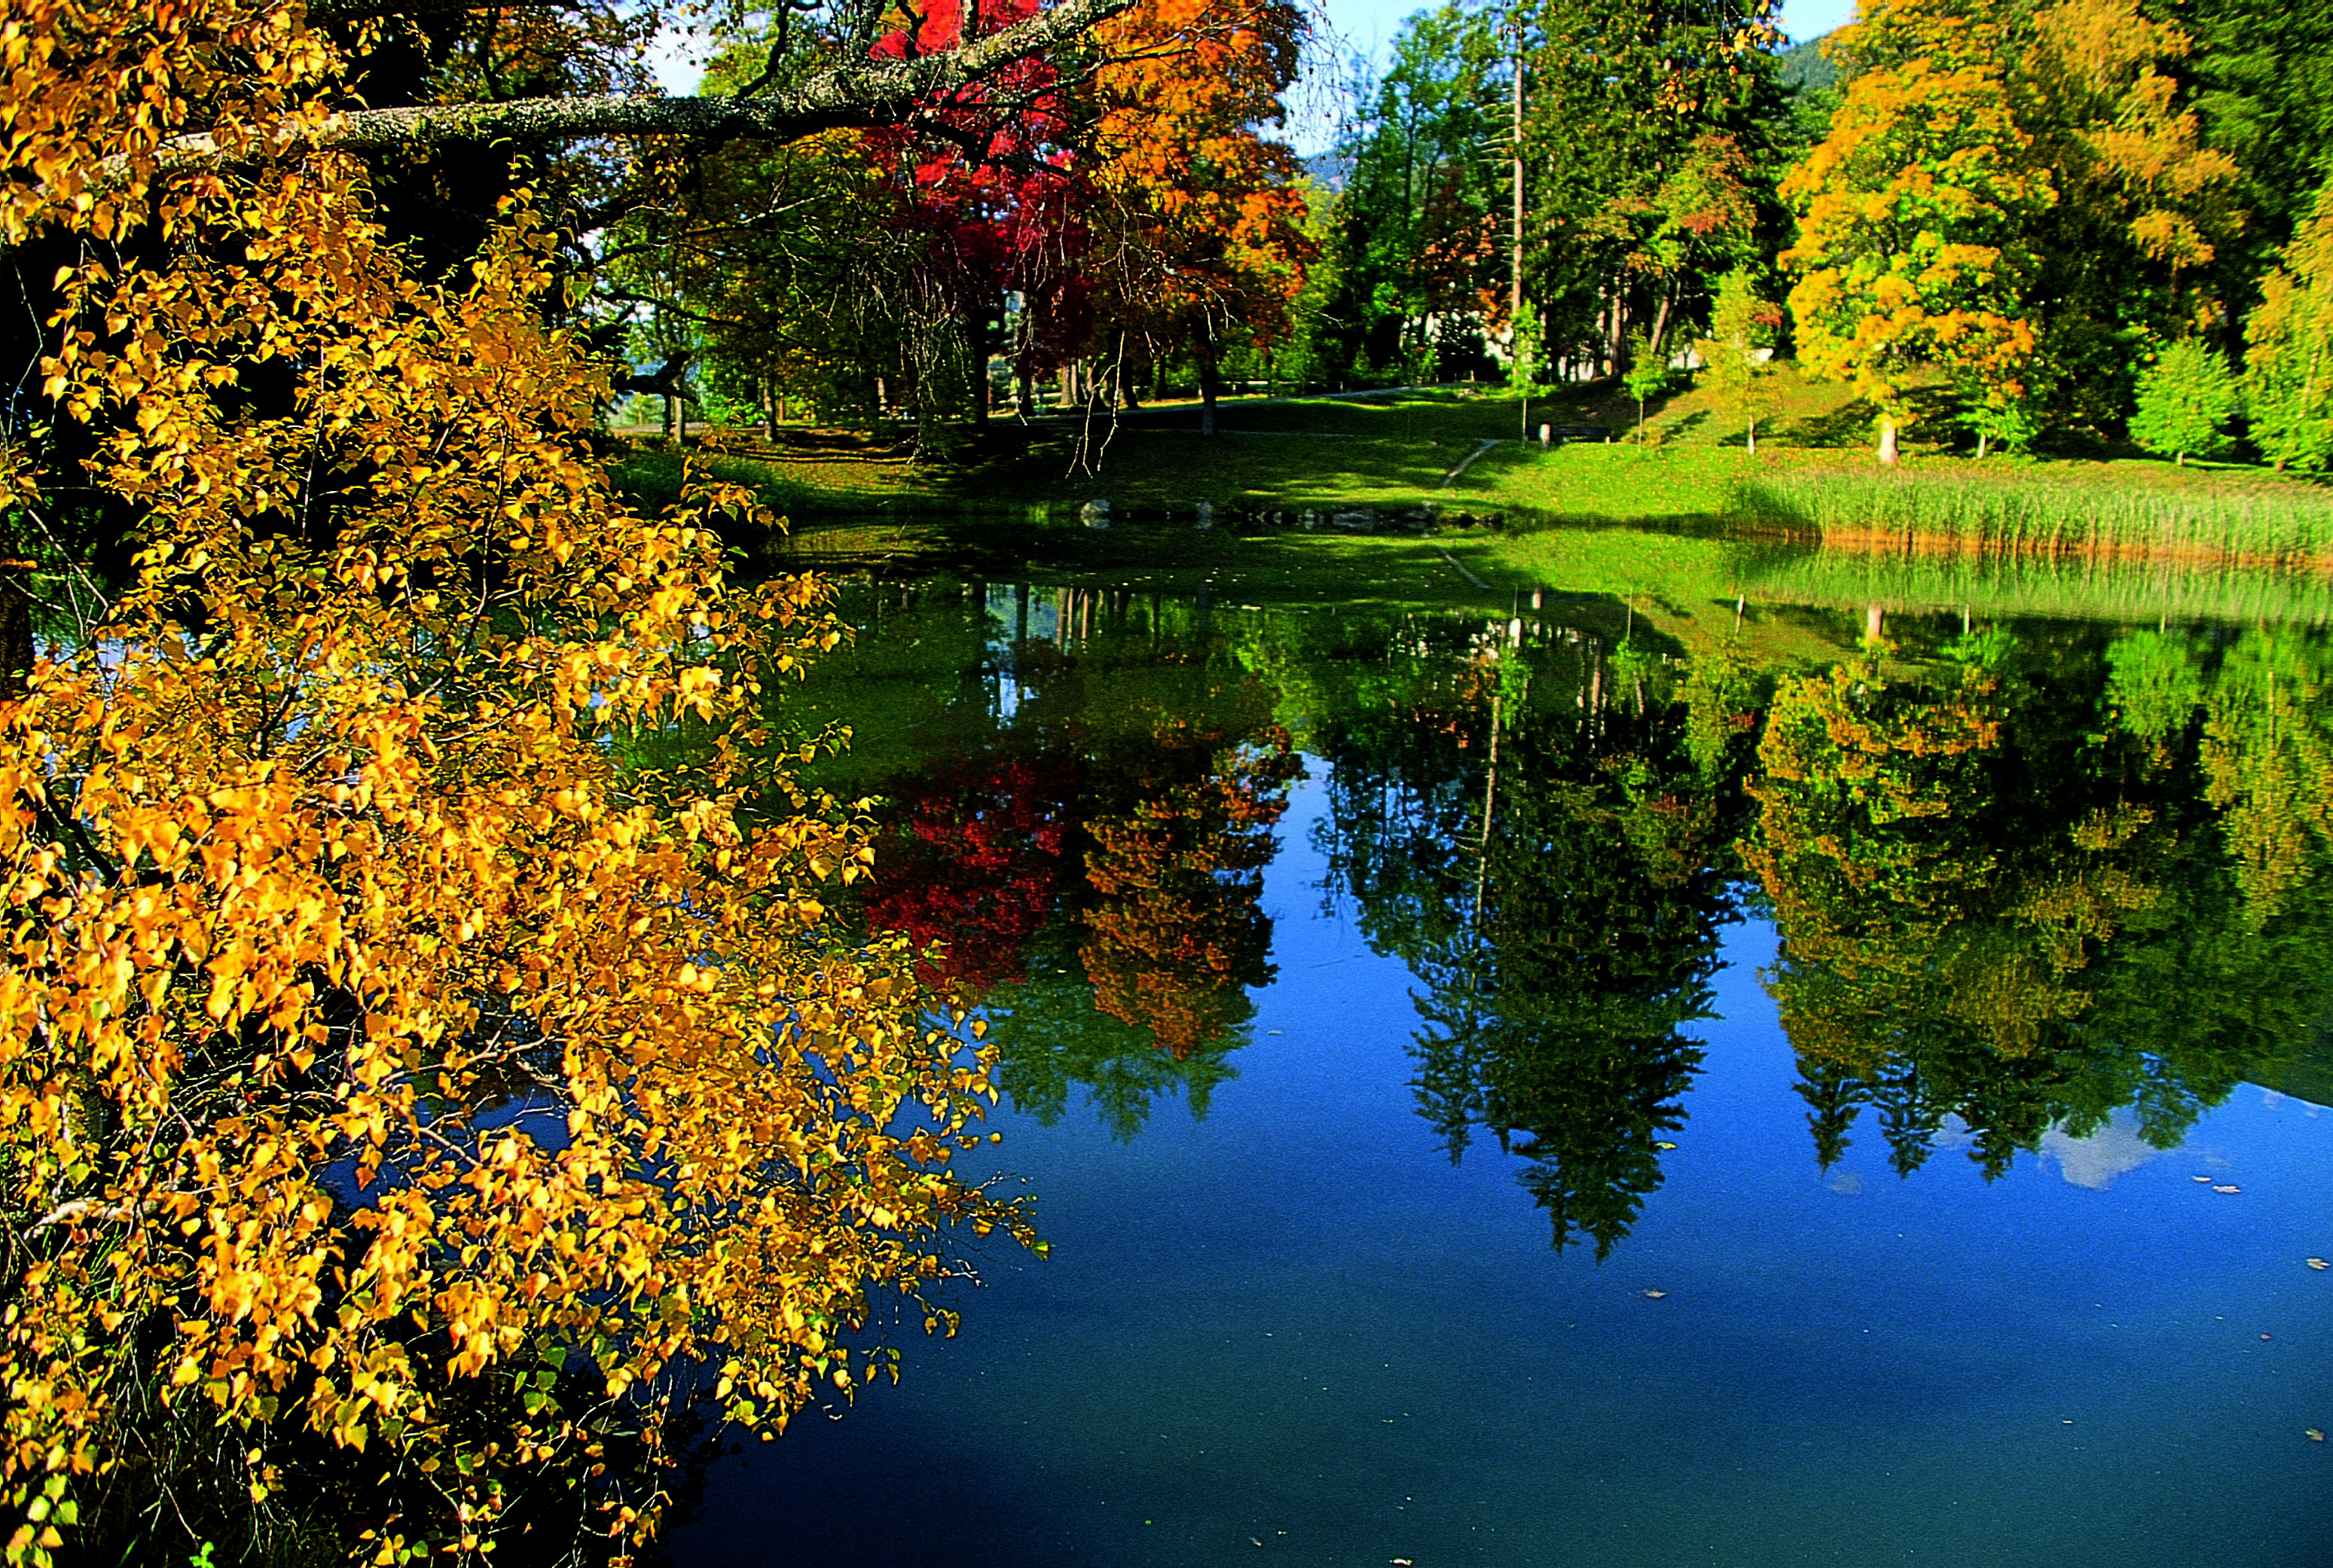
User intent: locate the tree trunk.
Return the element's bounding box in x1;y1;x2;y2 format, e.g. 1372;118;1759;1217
1876;416;1899;465
1510;35;1526;392
1747;416;1757;456
970;307;994;429
0;554;32;702
1199;336;1222;438
1473;683;1501;932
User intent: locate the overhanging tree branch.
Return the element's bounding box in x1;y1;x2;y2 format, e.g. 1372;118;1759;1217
171;0;1137;159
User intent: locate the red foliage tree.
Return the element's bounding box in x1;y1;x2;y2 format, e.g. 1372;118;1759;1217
866;0;1095;416
863;752;1079;992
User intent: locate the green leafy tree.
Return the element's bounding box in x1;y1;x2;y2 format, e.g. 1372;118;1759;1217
1956;383;2041;458
1695;267;1782;451
2129;340;2240;463
1623;328;1671;441
1321;5;1509;383
1526;0;1785;379
2185;0;2333;309
2243;179;2333;471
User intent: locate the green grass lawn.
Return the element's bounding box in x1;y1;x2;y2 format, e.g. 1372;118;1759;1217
612;377;2333;628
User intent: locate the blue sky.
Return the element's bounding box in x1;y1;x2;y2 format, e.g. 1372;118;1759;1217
1317;0;1854;70
649;0;1861;154
1278;0;1855;150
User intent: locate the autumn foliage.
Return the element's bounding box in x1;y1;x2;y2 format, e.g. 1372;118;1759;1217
1084;0;1315;413
1079;730;1299;1057
0;5;1033;1563
1781;0;2051;460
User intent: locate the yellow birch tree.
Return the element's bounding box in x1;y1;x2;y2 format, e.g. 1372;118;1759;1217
0;2;1134;1562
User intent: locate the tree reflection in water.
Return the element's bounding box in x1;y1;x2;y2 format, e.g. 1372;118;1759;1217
794;580;2333;1252
1299;612;1738;1257
799;582;1297;1138
1747;623;2333;1181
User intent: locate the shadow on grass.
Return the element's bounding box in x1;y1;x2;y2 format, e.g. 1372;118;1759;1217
1789;395;1878;450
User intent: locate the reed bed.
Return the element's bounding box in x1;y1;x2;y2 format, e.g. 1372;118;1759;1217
1727;464;2333;565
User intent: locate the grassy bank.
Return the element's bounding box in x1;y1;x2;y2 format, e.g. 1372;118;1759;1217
611;384;2333;628
738;505;2333;646
630;383;2333;548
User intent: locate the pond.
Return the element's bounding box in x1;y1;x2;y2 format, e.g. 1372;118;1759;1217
658;573;2333;1566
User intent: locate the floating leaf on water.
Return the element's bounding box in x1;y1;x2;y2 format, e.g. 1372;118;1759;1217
2213;1185;2243;1194
1640;1289;1669;1299
2193;1175;2215;1182
2309;1429;2326;1443
2307;1258;2328;1271
1654;1140;1678;1150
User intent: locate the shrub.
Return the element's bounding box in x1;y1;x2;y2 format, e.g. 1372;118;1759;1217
2129;340;2239;464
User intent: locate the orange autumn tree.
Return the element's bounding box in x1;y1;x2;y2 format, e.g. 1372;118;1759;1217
2025;0;2240;290
0;3;1133;1563
1084;0;1315;432
1079;730;1300;1057
2013;0;2243;435
1781;0;2055;462
1783;0;2240;456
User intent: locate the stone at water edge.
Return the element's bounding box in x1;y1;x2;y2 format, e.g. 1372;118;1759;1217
1080;497;1113;529
1193;499;1215;531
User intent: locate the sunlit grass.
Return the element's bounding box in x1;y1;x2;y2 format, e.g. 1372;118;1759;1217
609;392;2333;631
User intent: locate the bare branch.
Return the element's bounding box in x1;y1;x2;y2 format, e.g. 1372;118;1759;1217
175;0;1136;158
23;1197;137;1239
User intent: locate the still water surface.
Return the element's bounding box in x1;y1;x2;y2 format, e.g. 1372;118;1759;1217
663;579;2333;1566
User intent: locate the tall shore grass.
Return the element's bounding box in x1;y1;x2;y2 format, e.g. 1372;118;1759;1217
1733;545;2333;626
1726;462;2333;565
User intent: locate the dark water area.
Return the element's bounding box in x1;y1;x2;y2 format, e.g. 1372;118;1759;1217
658;578;2333;1566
